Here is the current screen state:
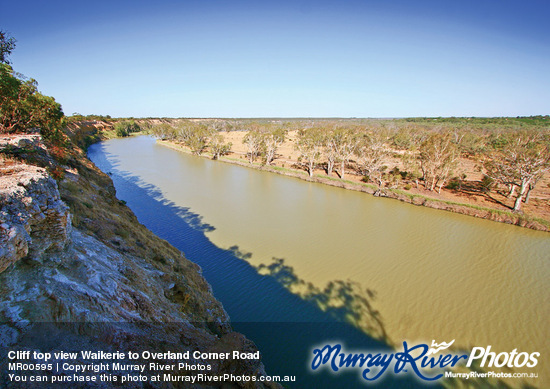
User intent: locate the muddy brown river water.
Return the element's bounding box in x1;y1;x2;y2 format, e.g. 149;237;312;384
89;136;549;387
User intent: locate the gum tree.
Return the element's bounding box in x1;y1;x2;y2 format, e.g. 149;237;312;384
243;127;264;163
483;132;550;211
355;129;389;188
187;124;212;155
209;133;232;160
296;127;324;177
419;132;459;193
263;126;286;165
323;127;338;176
332;127;357;179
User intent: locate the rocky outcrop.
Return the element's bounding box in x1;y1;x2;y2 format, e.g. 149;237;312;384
0;134;43;150
0;141;71;272
0;168;71;271
0;135;278;388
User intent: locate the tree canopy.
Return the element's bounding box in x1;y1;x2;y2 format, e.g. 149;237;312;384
0;32;65;141
0;30;16;64
483;131;550;211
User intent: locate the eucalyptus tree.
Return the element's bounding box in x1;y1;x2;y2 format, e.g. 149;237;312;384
401;152;422;188
243;126;264;163
355;128;390;188
114;120;140;137
524;174;543;204
263;126;287;165
419;132;459;193
322;127;338;176
332;127;358;179
150;122;175;140
483;131;550;211
175;121;195;144
296;127;324;177
209;133;232;160
187;124;212;155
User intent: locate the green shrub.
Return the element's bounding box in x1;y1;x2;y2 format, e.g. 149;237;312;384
446;180;460;190
114;120;141;138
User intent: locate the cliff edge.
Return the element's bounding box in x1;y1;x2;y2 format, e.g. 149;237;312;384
0;133;278;388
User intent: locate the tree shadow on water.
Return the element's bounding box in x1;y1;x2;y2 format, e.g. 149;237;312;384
111;172;216;233
228;245;252;261
126;176;215;233
257;258;390;345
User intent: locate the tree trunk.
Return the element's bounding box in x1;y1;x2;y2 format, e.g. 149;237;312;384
427;177;436;191
327;160;334;176
507;184;516;198
265;149;274;165
437;177;448;194
513;181;528;211
340;161;345;179
524;183;534;204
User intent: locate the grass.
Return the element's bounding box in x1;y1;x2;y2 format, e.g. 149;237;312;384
115;227;130;239
316;173;376;188
270;164;308;176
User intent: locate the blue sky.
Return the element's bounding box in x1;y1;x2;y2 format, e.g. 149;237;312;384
1;0;549;118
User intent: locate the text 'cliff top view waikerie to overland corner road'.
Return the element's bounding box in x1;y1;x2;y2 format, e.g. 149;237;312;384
1;1;549;388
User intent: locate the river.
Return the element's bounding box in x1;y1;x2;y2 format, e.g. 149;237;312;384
88;136;549;388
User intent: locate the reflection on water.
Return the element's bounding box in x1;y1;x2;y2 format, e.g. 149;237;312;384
89;136;549;388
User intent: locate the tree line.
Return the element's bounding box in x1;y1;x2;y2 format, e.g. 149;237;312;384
149;118;550;212
294;122;550;212
149;120;233;159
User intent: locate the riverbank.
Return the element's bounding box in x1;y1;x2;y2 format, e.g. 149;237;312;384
159;139;550;232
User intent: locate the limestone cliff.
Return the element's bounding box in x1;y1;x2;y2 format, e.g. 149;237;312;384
0;164;71;272
0;134;278;388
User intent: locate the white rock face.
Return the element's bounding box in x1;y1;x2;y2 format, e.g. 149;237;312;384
0;165;71;273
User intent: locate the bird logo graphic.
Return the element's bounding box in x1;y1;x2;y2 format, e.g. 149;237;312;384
427;339;455;355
